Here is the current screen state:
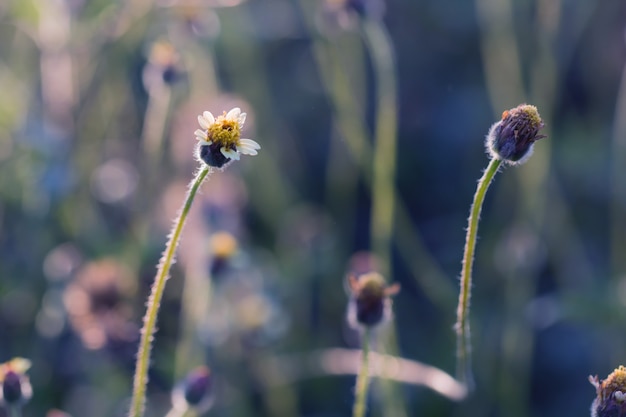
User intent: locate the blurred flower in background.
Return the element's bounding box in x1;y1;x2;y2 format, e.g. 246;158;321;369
143;40;185;89
0;358;32;408
171;366;214;415
199;262;289;350
62;259;138;351
208;231;239;278
90;159;139;206
346;272;399;330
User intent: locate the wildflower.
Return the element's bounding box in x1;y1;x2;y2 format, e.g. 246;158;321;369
347;272;400;329
171;366;213;414
0;358;32;407
143;40;184;88
194;107;260;168
209;231;238;277
590;366;626;417
63;259;138;351
486;104;546;164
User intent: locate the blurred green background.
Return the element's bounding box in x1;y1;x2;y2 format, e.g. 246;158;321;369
0;0;625;416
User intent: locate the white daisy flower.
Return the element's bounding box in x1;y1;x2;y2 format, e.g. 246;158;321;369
194;107;260;168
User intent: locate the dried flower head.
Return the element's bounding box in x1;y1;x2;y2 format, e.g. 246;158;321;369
486;104;546;164
347;272;400;329
172;366;214;413
195;107;260;168
590;366;626;417
0;358;32;407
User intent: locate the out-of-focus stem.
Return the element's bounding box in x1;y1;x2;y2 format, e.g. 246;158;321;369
9;406;22;417
142;82;172;160
352;328;371;417
296;0;455;309
174;262;212;379
38;0;75;132
362;18;397;277
475;0;524;111
610;63;626;279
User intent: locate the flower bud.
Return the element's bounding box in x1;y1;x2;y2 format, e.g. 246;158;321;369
143;41;184;89
172;366;213;413
0;358;32;407
347;272;400;329
2;372;23;404
486;104;546;164
209;231;238;277
589;366;626;417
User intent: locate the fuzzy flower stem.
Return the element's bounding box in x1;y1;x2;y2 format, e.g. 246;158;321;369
352;328;372;417
455;157;502;391
129;165;211;417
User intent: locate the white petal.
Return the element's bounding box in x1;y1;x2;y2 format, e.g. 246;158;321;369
226;107;241;120
237;140;260;156
238;146;258;156
239;138;261;150
220;147;240;160
194;129;206;138
202;111;215;125
197;115;210;130
238;112;247;127
196;136;210;144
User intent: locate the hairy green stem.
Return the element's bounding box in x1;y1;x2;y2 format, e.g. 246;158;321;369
352;328;372;417
455;157;502;390
129;165;211;417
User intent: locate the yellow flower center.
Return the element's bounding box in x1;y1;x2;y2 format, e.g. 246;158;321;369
207;114;241;148
601;366;626;401
508;104;542;129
